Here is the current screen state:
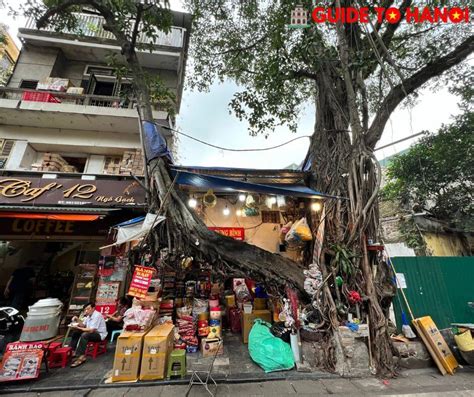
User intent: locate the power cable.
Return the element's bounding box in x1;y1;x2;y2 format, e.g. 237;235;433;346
156;123;311;152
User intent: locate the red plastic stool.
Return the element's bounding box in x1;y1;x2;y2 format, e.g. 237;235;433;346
48;342;62;354
85;340;107;359
48;347;73;368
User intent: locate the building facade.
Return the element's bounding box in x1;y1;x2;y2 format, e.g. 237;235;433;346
0;10;191;305
0;26;19;86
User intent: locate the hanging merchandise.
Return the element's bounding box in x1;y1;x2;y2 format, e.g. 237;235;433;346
203;189;217;208
347;290;362;305
303;263;323;296
285;217;313;243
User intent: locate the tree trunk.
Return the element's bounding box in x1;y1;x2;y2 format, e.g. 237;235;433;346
125;49;308;297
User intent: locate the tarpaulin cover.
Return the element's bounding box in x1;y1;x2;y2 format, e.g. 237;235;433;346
100;213;165;249
113;216;145;228
171;170;337;199
142;121;173;163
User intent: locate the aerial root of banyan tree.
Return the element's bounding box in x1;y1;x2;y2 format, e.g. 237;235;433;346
149;151;398;376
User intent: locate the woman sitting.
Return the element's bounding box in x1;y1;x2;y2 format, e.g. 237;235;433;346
106;297;130;337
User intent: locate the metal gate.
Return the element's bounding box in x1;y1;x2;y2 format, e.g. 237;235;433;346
391;256;474;330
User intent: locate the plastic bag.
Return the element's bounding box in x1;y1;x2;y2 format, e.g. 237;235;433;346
285;218;312;243
248;319;295;373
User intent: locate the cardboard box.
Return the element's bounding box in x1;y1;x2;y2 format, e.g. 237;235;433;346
201;338;224;358
253;298;267;310
241;309;272;344
139;323;174;380
112;330;148;382
66;87;84;95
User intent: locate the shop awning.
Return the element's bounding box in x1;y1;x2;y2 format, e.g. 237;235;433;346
100;213;166;249
171;169;339;199
0;212;100;221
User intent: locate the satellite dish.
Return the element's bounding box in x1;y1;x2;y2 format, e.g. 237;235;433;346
203;189;217;208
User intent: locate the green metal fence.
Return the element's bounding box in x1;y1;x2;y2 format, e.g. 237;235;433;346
391;256;474;330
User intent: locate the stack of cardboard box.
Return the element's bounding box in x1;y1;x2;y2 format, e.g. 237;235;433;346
31;153;78;173
120;149;144;176
103;156;122;175
112;323;175;382
102;150;145;176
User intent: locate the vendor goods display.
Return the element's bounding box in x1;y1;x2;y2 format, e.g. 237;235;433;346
123;306;155;332
176;310;198;352
201;337;223;358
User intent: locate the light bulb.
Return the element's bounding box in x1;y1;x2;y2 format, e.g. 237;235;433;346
236;209;242;216
223;206;230;216
239;193;246;202
311;201;322;212
188;197;197;208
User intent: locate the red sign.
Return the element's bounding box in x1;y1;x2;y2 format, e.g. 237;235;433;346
209;227;245;241
128;266;154;299
0;342;45;382
96;304;117;317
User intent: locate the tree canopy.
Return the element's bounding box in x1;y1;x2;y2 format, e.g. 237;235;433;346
186;0;473;142
382;111;474;231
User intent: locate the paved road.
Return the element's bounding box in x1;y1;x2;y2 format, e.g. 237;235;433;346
2;369;474;396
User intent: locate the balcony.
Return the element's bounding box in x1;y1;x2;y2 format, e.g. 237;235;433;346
0;87;170;134
23;14;185;48
18;13;188;70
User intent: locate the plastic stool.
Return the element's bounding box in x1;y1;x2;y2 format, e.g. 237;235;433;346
110;329;123;342
48;347;73;368
85;340;107;359
167;349;186;379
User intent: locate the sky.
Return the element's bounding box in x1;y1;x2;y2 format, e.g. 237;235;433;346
0;2;462;169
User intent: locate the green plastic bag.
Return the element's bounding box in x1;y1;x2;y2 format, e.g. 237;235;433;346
248;319;295;373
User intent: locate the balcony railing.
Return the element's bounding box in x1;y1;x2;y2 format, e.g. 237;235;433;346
24;13;184;48
0;87;139;110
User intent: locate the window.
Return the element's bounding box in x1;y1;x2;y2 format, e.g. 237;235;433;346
84;65;115;77
0;139;14;169
19;80;39;89
261;210;281;224
61;156;87;173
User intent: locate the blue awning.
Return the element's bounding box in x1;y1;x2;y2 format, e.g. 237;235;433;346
113;216;145;227
171;170;340;199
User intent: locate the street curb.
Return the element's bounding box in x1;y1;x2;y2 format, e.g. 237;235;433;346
0;371;342;394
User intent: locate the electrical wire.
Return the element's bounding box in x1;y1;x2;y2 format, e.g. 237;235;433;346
156;123;311;153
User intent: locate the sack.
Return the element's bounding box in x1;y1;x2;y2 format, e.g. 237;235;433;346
248;319;295;373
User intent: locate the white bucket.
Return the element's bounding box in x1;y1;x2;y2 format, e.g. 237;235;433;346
243;303;253;314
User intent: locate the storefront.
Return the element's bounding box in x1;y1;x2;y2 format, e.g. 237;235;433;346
0;171;146;309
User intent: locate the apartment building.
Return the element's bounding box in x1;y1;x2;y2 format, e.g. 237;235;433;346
0;10;191;302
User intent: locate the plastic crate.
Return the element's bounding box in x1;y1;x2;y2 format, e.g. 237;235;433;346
22;91;61;103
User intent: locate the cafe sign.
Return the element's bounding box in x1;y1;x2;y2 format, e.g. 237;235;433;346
0;177;146;207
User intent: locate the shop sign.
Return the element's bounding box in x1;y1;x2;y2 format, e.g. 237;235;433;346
209;227;245;241
0;218;109;239
0;177;145;207
96;304;117;317
0;342;44;382
128;265;154;299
